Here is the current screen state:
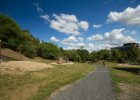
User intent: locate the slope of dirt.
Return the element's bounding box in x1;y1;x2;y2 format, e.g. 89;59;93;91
1;48;30;61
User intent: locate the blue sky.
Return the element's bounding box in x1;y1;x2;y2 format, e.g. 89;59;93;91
0;0;140;51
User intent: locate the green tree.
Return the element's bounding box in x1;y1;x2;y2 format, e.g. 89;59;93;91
65;50;81;62
126;46;140;64
77;49;89;62
111;49;122;62
89;51;98;62
38;43;61;60
97;49;111;60
22;44;37;58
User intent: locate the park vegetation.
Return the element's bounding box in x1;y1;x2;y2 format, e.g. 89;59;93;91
1;15;140;64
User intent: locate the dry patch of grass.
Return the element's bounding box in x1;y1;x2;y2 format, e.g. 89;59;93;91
33;57;54;64
118;83;140;100
0;62;94;100
109;63;140;100
0;61;53;74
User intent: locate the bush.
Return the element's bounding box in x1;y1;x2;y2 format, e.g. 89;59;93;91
22;44;37;58
38;43;61;60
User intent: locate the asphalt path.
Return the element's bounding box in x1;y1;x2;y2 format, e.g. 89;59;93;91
50;65;116;100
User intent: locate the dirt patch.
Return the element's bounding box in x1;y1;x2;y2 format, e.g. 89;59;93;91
117;64;140;67
51;62;74;65
0;61;53;74
118;83;140;100
1;48;30;61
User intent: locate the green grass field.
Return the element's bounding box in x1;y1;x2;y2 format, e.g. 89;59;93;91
0;62;94;100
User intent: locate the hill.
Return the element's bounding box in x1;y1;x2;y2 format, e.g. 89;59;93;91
1;48;30;61
0;15;62;59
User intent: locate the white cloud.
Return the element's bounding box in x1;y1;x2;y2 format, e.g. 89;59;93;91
66;43;85;49
104;28;125;40
93;24;102;28
61;36;78;44
131;31;137;35
33;3;43;13
40;13;89;35
63;42;85;50
86;28;136;51
40;15;50;22
79;21;89;31
107;4;140;26
87;34;104;41
54;13;78;22
61;36;85;49
86;43;96;52
104;28;136;45
50;36;59;42
97;44;115;50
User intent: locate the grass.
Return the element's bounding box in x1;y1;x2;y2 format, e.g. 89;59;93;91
105;62;140;100
33;57;54;64
29;63;94;100
94;61;140;94
0;62;94;100
0;72;39;96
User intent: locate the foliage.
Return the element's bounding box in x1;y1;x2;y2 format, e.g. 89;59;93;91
65;50;81;62
77;49;89;62
89;51;98;62
38;43;61;60
111;49;122;62
22;44;37;58
97;49;111;60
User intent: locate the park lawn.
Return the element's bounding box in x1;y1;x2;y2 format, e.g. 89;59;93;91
109;62;140;100
0;62;94;100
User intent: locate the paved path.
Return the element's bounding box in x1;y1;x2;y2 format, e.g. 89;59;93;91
50;65;116;100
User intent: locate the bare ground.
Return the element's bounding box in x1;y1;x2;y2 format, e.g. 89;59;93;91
0;61;53;74
118;83;140;100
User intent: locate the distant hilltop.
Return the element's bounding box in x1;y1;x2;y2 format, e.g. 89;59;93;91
111;43;140;51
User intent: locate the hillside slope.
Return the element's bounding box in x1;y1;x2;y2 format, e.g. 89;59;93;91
1;48;30;61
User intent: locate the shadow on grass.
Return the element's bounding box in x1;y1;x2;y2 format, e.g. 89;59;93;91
112;67;140;75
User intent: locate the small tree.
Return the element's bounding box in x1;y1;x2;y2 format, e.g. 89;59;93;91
111;49;122;62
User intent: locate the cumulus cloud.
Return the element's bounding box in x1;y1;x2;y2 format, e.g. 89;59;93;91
79;21;89;31
104;28;136;45
87;34;104;41
40;13;89;35
107;4;140;26
61;36;85;49
83;43;116;52
50;36;59;42
61;36;78;44
93;24;102;28
66;43;86;49
87;28;136;50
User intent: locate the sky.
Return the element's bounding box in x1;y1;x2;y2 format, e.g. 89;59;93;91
0;0;140;51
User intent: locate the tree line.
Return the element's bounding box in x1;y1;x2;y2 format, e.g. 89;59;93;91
0;15;140;64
